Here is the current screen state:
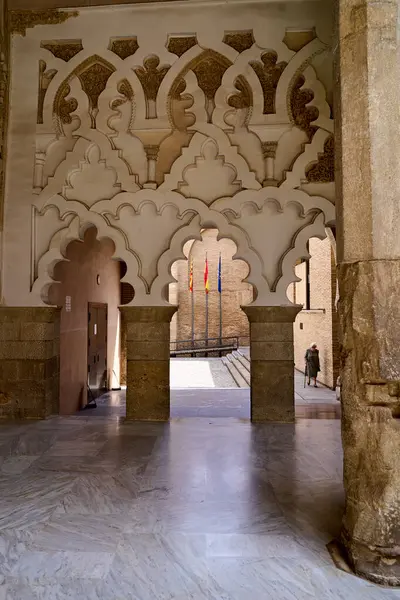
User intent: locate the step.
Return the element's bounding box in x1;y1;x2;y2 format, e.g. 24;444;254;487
233;350;250;373
222;357;248;388
226;353;251;387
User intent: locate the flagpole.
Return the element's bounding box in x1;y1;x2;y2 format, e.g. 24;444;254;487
191;290;195;346
189;257;195;353
218;253;222;348
205;293;209;348
205;253;209;349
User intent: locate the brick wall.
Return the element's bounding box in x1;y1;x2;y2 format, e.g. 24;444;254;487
170;229;252;344
292;237;336;388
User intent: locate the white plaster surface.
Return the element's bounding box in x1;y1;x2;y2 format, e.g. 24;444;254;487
3;0;335;307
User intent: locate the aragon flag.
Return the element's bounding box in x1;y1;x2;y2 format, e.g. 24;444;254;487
189;257;194;292
204;255;209;294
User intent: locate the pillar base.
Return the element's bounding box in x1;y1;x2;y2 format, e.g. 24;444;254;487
242;305;301;423
0;307;60;420
120;306;177;421
340;532;400;587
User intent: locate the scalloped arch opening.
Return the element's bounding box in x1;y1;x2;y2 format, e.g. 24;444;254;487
169;228;254;348
46;226;134;307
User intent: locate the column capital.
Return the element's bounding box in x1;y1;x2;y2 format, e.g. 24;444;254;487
242;305;301;323
144;144;160;161
120;305;177;323
261;141;278;159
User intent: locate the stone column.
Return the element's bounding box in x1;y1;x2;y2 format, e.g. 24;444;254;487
143;145;159;190
261;141;278;186
120;306;177;421
0;307;60;419
242;305;301;422
335;0;400;586
33;151;46;193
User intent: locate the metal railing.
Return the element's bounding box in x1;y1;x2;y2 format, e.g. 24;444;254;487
170;336;240;357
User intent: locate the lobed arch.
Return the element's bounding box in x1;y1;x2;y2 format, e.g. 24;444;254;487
31;206;147;307
42;51;147;133
151;209;267;305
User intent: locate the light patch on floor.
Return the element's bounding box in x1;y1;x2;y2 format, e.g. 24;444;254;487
170;358;237;389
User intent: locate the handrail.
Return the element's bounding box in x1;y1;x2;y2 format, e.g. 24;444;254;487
170;335;240;356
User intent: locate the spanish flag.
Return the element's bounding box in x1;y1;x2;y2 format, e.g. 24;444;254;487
204;255;209;294
189;257;194;292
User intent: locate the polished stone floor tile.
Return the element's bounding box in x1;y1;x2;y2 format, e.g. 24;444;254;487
0;389;398;599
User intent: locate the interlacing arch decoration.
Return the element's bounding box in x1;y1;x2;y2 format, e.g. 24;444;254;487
31;26;335;308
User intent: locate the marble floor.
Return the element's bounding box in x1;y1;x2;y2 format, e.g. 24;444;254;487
0;394;398;599
93;369;340;420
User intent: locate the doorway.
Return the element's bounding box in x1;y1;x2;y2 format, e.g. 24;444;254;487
87;303;108;401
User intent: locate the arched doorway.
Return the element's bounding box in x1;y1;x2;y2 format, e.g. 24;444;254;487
47;226;133;415
169;228;253;418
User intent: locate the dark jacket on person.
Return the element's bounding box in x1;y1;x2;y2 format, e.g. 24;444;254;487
305;348;320;378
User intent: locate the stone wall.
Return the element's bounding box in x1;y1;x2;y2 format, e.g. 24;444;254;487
48;227;121;414
0;307;60;419
170;230;252;345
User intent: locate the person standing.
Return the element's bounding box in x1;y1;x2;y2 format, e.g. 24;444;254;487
305;343;320;387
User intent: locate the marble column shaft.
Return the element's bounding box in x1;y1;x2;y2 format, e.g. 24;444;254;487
335;0;400;586
0;307;60;419
120;306;177;421
242;305;301;423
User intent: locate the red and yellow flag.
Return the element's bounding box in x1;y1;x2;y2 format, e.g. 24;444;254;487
204;255;209;294
189;257;194;292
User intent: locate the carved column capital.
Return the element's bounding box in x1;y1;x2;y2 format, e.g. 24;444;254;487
144;145;160;161
261;141;278;159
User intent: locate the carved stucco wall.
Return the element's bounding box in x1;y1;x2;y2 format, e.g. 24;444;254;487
2;1;335;308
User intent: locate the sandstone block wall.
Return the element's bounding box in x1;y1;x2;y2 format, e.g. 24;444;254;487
0;307;60;419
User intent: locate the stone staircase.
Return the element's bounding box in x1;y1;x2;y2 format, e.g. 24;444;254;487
222;349;250;388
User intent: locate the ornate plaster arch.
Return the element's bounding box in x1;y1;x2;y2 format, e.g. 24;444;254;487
151;207;266;304
276;37;329;122
31;207;146;306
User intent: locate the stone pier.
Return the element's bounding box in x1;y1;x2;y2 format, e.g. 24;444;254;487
0;307;60;419
120;306;177;421
242;305;301;423
335;0;400;585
